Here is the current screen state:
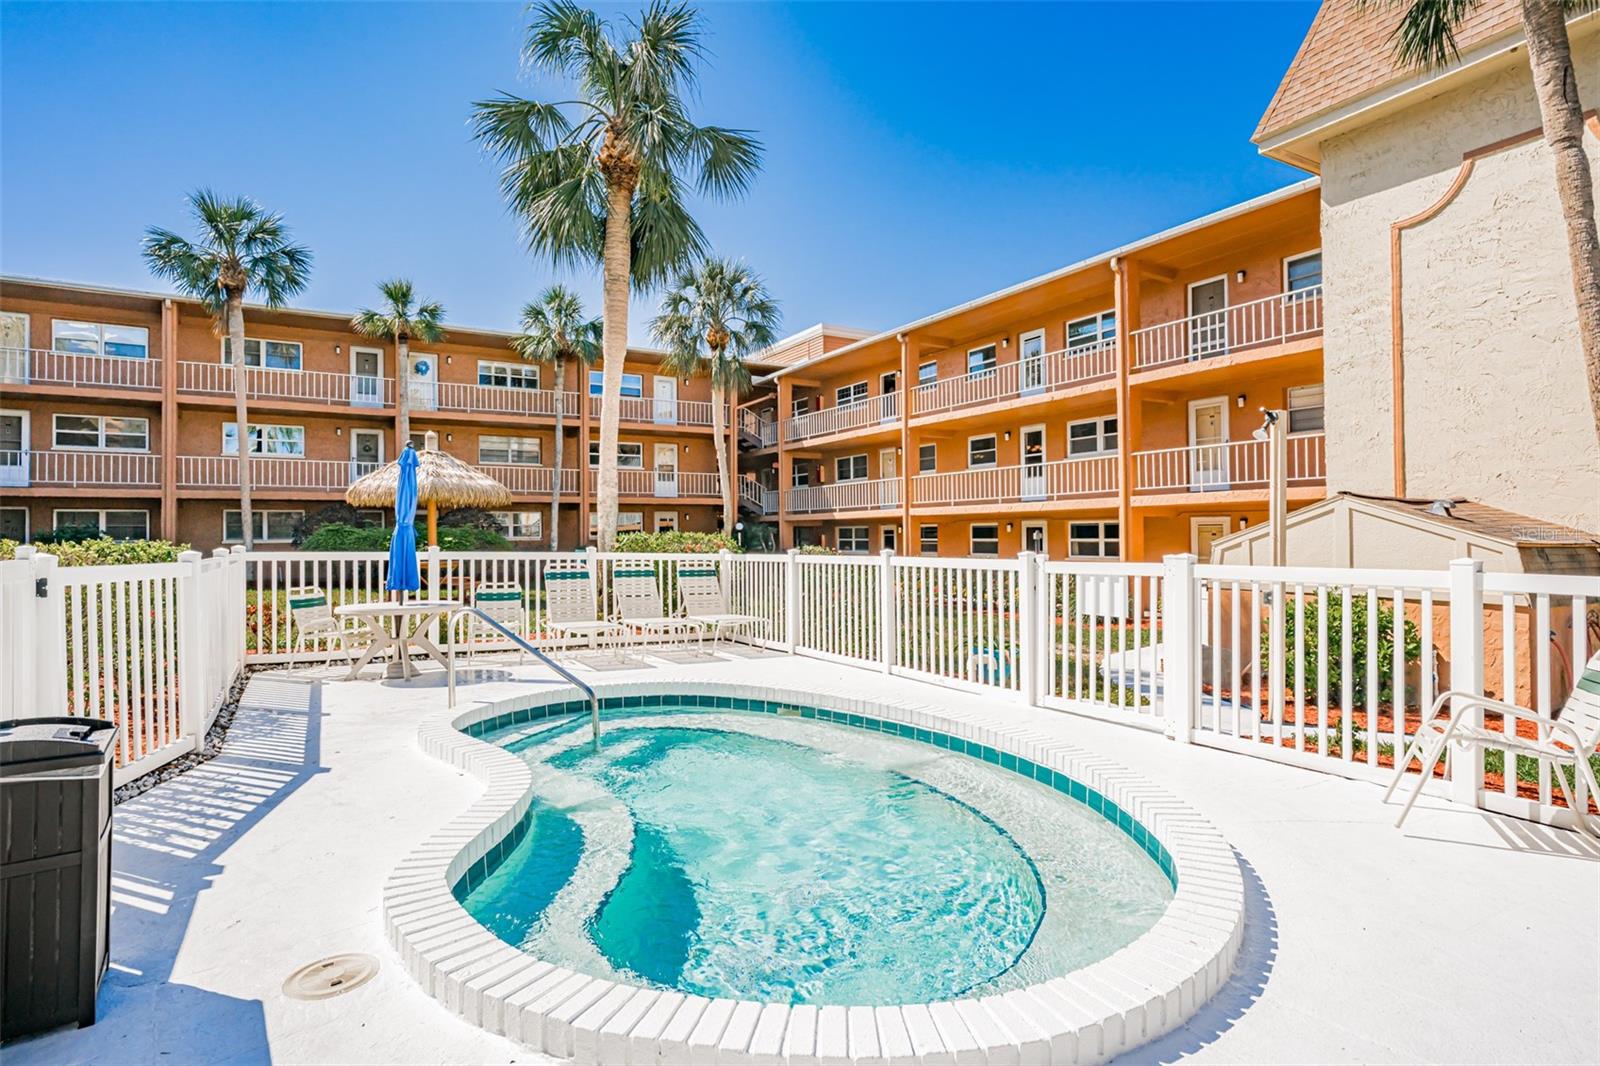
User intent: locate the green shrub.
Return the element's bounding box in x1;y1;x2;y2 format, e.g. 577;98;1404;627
438;507;506;533
612;530;740;554
300;522;511;553
0;536;190;566
1266;592;1422;705
292;503;373;545
32;524;104;545
433;524;511;551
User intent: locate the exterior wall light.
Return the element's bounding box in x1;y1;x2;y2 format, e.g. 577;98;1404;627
1235;270;1246;283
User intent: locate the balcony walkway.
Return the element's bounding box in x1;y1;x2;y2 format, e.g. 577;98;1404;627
8;653;1593;1065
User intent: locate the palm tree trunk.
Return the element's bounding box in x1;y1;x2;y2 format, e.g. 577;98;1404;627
711;380;734;535
597;180;633;551
1521;0;1600;445
227;293;253;550
550;355;565;551
396;336;412;451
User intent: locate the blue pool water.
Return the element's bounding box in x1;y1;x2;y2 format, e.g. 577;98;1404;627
460;701;1171;1006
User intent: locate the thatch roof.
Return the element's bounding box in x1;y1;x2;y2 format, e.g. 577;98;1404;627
346;431;512;510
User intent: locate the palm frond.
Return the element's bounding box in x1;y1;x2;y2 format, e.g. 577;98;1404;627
1359;0;1481;70
142;189;310;319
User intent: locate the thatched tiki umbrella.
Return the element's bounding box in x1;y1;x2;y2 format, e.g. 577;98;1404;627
346;429;512;546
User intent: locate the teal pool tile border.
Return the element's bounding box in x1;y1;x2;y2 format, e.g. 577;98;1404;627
455;692;1179;894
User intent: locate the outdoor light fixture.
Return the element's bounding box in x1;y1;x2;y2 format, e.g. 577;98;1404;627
1006;523;1014;533
445;433;454;443
335;427;342;436
1001;337;1009;348
335;344;342;355
1237;394;1246;408
1003;430;1011;441
1251;408;1279;442
1235;270;1246;283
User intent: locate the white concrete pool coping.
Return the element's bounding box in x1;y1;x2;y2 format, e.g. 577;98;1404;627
392;677;1245;1065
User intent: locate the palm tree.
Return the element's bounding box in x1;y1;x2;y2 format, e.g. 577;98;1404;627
1367;0;1599;442
653;257;780;534
350;279;444;452
511;286;600;550
471;0;761;549
143;191;311;549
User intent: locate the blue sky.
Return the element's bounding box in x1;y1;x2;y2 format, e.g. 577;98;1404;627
0;1;1316;345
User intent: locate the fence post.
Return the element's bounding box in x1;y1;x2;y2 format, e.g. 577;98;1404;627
176;550;206;751
1161;553;1198;743
784;548;800;653
1016;552;1038;705
426;543;441;600
1448;558;1485;808
230;545;248;669
878;549;895;674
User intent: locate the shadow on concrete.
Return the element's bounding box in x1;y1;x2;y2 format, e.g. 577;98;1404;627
6;675;328;1065
1113;850;1277;1065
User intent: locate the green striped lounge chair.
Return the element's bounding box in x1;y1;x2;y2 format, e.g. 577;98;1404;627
675;561;762;649
1385;649;1600;837
467;583;528;664
610;559;709;650
543;560;628;659
284;587;370;669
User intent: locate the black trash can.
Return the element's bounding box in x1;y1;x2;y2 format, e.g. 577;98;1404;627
0;717;117;1042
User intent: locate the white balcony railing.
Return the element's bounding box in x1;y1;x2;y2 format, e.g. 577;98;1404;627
911;456;1119;506
738;407;778;447
423;382;579;419
175;455;379;492
0;449;162;488
587;394;715;427
0;347;162;391
738;476;778;514
178;361;394;408
910;341;1117;418
1129;286;1323;371
785;477;901;514
783;392;900;443
587;467;722;498
473;464;579;496
1133;432;1326;492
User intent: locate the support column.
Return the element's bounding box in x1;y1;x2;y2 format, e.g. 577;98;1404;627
898;334;915;555
578;372;593;546
160;299;179;542
777;376;795;550
1112;257;1142;561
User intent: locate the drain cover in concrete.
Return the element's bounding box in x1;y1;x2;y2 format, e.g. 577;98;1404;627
282;953;378;1000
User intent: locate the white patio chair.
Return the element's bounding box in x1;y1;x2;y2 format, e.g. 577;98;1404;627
675;561;761;649
284;587;371;669
610;559;709;650
466;582;527;664
1384;649;1600;837
542;560;628;659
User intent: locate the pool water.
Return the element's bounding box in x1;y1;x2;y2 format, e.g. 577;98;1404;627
461;703;1171;1006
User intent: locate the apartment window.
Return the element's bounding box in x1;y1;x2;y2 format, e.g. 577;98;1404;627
791;396;812;416
590;510;645;534
479;361;539;390
224;509;302;544
966;345;997;376
835;454;868;481
836;381;869;408
880;371;898;394
919;524;939;553
53;414;149;451
1066;311;1116;350
589;370;643;397
791;463;811;488
222;337;303;370
1285;251;1323;293
0;507;29;542
52;321;149;360
917;361;938;386
54;509;148;540
882;526;897;552
970;524;1000;557
589;440;644;467
837;526;870;554
223;422;305;456
1067;416;1118;457
967;435;997;468
1287;384;1325;434
918;443;937;473
408;432;428;450
479;435;541;465
494;511;544;540
1069;521;1120;559
356;509;389;527
654;511;678;533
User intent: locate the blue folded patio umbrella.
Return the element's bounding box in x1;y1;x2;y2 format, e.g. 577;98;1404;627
386;444;421;593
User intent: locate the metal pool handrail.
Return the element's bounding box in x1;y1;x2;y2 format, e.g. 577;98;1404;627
446;606;601;749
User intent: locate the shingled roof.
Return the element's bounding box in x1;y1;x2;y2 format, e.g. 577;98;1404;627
1253;0;1524;144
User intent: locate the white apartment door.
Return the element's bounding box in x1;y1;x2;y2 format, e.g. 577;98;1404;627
1020;424;1046;500
351;347;383;407
0;312;29;384
0;410;28;487
1188;277;1228;358
653;376;677;425
1022;522;1047;555
878;447;898;507
350;429;384;481
1188;397;1230;490
408;352;438;410
1191;517;1230;562
653;443;679;498
1019;329;1046;394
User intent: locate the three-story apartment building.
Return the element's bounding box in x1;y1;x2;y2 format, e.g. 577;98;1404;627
739;181;1327;562
0;277;753;551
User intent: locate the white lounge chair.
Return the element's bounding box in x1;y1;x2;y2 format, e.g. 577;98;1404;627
542;560;627;659
610;560;709;649
284;587;371;669
675;561;762;648
1384;649;1600;836
466;582;527;664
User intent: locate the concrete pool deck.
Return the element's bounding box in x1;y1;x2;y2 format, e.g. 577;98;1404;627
8;650;1597;1064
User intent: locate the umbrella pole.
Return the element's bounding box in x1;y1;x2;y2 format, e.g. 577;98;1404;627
428;500;438;548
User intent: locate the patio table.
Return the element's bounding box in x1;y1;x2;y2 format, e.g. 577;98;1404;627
334;600;461;681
